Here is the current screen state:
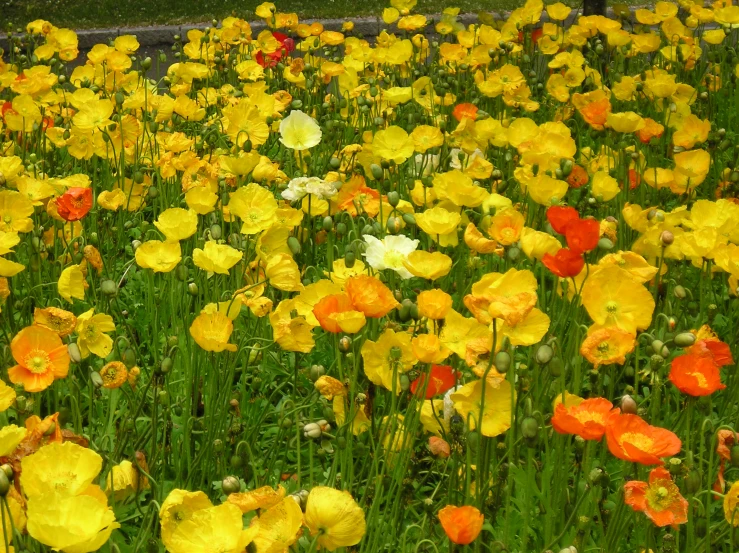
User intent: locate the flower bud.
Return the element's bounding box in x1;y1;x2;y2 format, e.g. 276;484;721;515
674;332;696;347
303;422;324;439
660;230;674;246
620;394;637;414
309;364;325;381
370;164;384;180
68;343;82;363
0;471;9;496
101;279;118;297
339;336;352;352
731;445;739;468
222;475;241;495
535;344;553;365
495;351;511;373
520;416;539;439
188;282;199;296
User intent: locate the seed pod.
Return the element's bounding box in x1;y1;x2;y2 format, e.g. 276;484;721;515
674;332;696;347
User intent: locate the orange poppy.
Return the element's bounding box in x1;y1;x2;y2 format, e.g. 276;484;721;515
429;436;450;458
542;248;584;278
552;397;617;440
313;293;355;333
452;103;478;122
605;413;681;465
438;505;484;545
578;97;612;130
714;430;739;492
546;206;579;234
565;218;600;254
637;117;664;144
624;467;688;527
567;165;589;188
628;168;641;190
410;365;459;399
8;325;71;392
345;275;399;318
669;353;725;396
689;338;734;367
416;289;453;320
56;187;93;222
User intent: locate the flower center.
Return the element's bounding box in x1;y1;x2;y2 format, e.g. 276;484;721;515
25;350;50;374
621;431;654;452
605;301;618;313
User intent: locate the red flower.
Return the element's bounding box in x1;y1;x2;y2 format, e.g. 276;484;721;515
565;218;600;254
410;364;459;399
452;103;478;122
566;165;589;188
546;206;579;234
690;338;734;367
668;353;725;396
542;248;584;278
56;187;93;222
624;467;688;527
256;32;295;68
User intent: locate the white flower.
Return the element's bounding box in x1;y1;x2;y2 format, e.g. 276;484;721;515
306;178;339;200
413;153;440;177
443;385;461;423
449;148;484;170
282;176;316;202
362;234;419;279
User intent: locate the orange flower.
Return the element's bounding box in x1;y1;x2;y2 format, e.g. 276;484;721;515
438;505;484;545
552;397;617;440
715;430;739;492
452;103;478;122
578;97;612;130
345;275;398;318
637;118;664;144
542;248;584;278
689;338;734;367
33;307;77;337
8;325;70;392
566;165;589;188
605;413;681;465
624;467;688;527
312;293;365;333
546;206;579;234
99;361;129;389
410;365;459;399
669;353;725;396
416;289;452;320
56;187;93;221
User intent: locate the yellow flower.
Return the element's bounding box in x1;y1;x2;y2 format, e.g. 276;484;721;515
185;187;219;215
190;311;238;352
591;171;621;201
0;425;27;456
304;487;366;551
227;485;286;513
372;126;415;164
606;111;645;133
414;206;461;246
160;489;214;543
269;299;315;353
27;491;119;553
361;328;417;392
135;240;182;273
519;227;561;260
279;109;322;150
76;309;116;359
525;174;569;205
251;497;304;553
21;441;102;499
488;208;524;245
193;242;243;274
581;265;655;334
450;379;513;437
165;502;257;553
0;190;35;233
58;265;86;303
725;481;739;526
265;253;303;292
410;125;444;152
154;208;198;241
0;380;15;412
228;183;278;235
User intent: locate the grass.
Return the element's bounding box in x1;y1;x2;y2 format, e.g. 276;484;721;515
0;0;529;30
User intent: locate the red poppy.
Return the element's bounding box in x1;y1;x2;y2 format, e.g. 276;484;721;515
546;205;579;234
565;218;600;254
628;168;641;190
255;32;295;68
542;248;584;278
1;101;14;122
668;353;725;396
410;364;459;399
452;103;478;122
605;412;682;465
624;467;688;527
56;187;93;222
690;338;734;367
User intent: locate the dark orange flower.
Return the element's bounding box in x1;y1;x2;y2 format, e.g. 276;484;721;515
637;117;664;144
565;218;600;254
714;430;739;492
8;325;71;392
546;205;579;234
624;467;688;527
345;275;398;318
438;505;484;545
566;165;589;188
313;293;355;333
552;397;617;440
429;436;450;458
56;187;93;222
410;364;459;399
669;353;725;396
452;103;478;122
605;413;682;465
99;361;129;389
542;248;584;278
689;338;734;367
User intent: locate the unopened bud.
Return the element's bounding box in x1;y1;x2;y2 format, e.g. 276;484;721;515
68;343;82;363
674;332;696;347
620;394;637;414
221;475;241;495
660;230;674;246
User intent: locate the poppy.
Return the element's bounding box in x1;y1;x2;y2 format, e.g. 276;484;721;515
552;397;617;440
255;31;294;68
542;248;584;278
304;487;366;550
566;165;589;188
605;413;681;465
438;505;484;545
410;365;459;399
669;353;725;396
345;275;399;319
8;325;70;392
546;205;579;234
565;218;600;254
56;187;93;222
624;467;688;527
312;293;366;334
416;289;453;320
452;103;478;122
690;338;734;367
